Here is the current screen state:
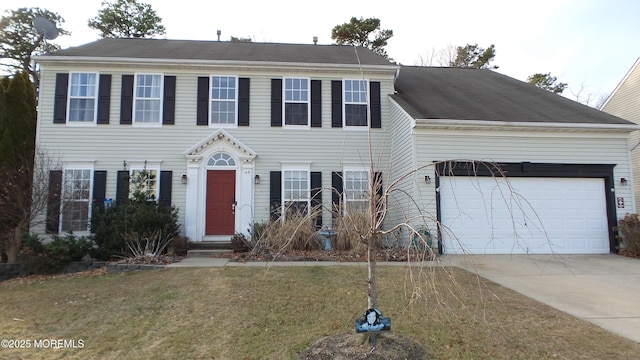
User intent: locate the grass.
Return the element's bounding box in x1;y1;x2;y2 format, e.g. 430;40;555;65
1;265;639;359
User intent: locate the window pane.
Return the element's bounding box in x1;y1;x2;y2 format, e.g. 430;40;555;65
284;201;308;217
136;74;161;98
345;104;367;126
135;99;161;123
211;100;236;124
285;103;308;125
69;99;96;122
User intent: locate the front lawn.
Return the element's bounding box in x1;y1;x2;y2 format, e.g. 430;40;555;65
1;265;638;359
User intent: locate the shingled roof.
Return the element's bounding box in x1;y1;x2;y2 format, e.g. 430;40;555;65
42;38;395;67
391;66;634;125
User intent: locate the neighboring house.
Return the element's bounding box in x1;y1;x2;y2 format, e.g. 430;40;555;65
601;57;640;208
33;38;637;255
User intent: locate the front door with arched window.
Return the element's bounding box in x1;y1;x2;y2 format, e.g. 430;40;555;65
205;152;236;235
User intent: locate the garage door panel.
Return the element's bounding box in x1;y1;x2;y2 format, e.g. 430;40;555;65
440;176;609;254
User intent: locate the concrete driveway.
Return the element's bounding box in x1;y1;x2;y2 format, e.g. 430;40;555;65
446;254;640;343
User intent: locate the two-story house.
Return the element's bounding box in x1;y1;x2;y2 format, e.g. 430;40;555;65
34;38;638;255
34;38;397;245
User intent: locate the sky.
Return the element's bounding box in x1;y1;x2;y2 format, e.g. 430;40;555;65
3;0;640;105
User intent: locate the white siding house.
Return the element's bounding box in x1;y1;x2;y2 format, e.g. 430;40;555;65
34;39;398;242
33;40;638;255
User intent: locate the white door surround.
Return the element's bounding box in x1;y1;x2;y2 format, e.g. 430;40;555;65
183;129;257;242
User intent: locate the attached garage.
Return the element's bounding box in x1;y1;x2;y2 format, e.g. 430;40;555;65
437;162;617;255
387;66;637;256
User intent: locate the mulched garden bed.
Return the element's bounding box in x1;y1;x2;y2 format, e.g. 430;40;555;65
216;247;436;263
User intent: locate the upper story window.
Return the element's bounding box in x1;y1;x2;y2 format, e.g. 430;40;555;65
284;78;309;127
134;74;163;125
68;72;98;123
211;76;237;126
61;167;93;233
344;79;368;127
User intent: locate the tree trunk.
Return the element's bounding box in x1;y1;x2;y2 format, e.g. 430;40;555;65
5;227;24;264
367;234;378;309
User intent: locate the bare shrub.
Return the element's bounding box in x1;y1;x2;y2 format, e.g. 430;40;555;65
617;213;640;257
123;229;173;264
230;232;251;253
335;211;380;251
257;209;321;252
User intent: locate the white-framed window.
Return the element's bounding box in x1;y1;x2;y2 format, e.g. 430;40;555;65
134;74;162;125
207;152;236;167
344;168;370;213
61;166;93;233
210;76;237;126
284;77;310;127
344;79;368;127
67;72;98;124
129;164;160;201
282;165;310;217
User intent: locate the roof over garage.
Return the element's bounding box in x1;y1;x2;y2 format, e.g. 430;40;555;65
391;66;634;126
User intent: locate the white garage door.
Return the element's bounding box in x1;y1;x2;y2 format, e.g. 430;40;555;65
440;176;610;254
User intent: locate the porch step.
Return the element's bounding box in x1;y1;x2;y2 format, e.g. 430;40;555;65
187;241;234;258
189;241;233;250
187;249;233;258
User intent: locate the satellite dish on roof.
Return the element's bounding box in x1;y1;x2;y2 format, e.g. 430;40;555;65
33;16;59;40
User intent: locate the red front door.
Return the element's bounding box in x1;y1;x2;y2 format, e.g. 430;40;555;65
205;170;236;235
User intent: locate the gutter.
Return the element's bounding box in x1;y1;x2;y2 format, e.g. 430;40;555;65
414;118;640;132
34;55;400;73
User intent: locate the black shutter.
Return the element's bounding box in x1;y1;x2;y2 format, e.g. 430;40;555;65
97;74;111;124
331;172;343;219
370;81;381;128
46;170;63;233
311;171;322;229
270;171;282;221
163;76;176;125
238;77;250;126
53;73;68;124
271;79;282;127
311;80;322;128
92;170;107;216
197;76;209;126
159;171;172;207
116;170;130;204
120;75;134;124
331;80;342;127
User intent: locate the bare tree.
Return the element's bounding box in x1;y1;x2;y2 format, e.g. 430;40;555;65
570;81;608;108
415;45;458;67
1;147;58;263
